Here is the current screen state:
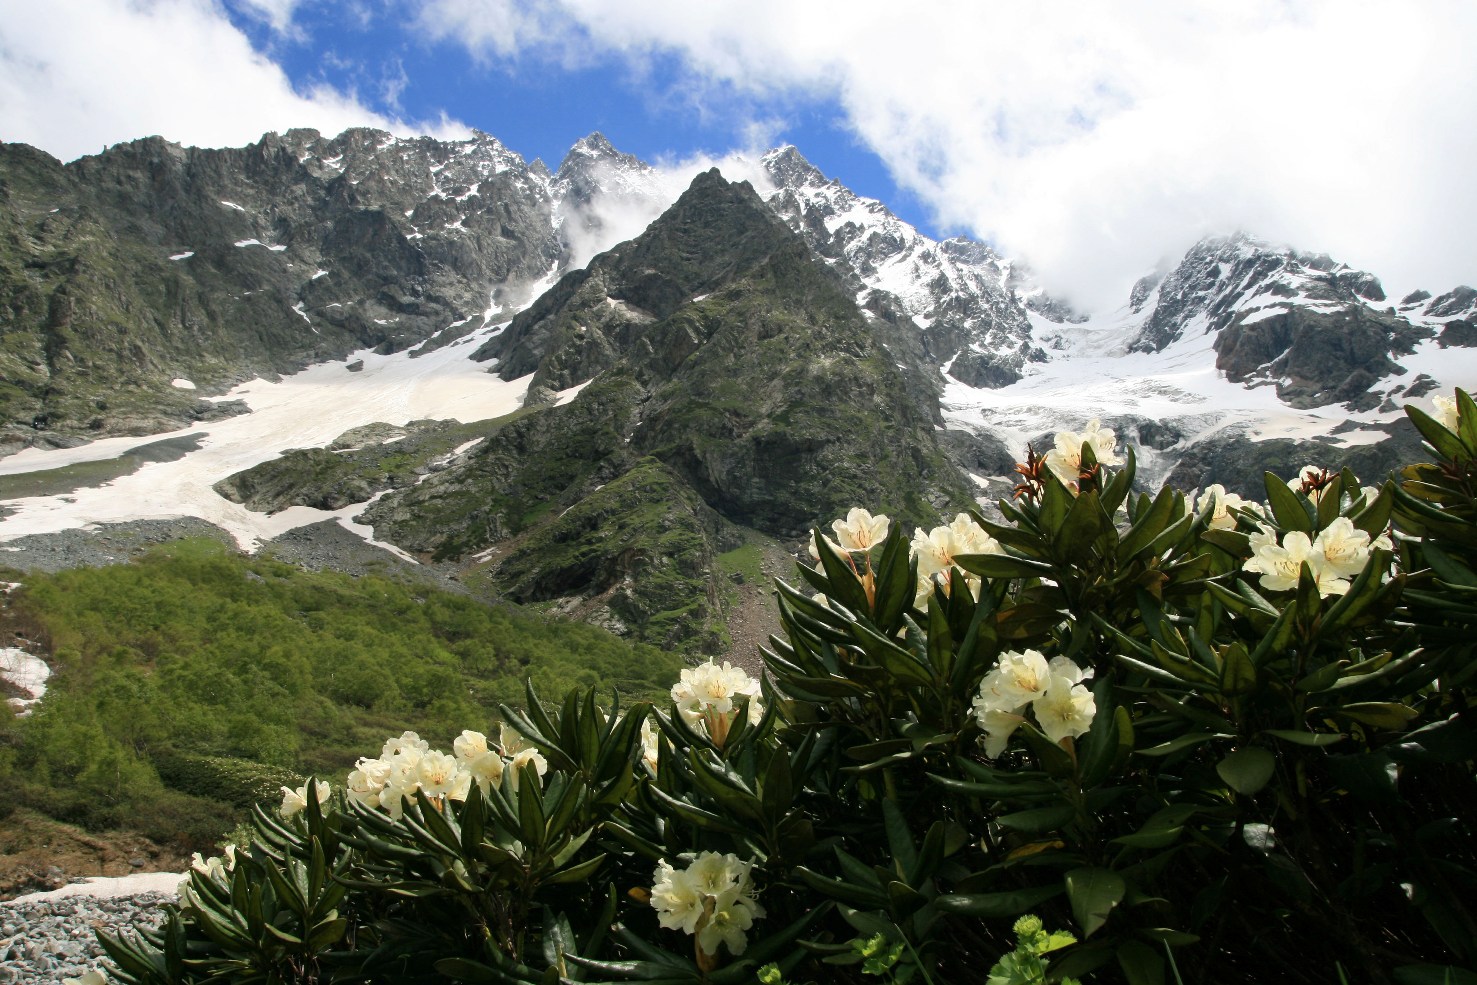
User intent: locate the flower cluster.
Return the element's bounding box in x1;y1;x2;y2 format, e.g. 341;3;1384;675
1243;517;1392;598
972;650;1097;758
910;512;1003;607
650;852;765;958
1043;418;1123;488
1194;484;1264;530
344;727;547;818
279;779;332;819
1433;393;1460;432
672;660;763;748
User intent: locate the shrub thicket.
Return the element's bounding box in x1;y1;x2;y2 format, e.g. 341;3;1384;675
0;542;682;848
86;392;1477;984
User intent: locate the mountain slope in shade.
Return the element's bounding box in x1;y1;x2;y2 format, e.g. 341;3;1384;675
354;170;974;646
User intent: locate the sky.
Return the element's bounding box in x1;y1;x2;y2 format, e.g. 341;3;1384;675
1;0;1474;313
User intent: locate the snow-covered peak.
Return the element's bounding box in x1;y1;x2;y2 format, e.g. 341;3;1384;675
759;145;1079;389
1129;233;1389;353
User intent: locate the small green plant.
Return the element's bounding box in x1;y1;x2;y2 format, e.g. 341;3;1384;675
987;915;1081;985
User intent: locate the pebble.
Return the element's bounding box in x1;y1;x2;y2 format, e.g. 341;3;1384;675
0;892;171;984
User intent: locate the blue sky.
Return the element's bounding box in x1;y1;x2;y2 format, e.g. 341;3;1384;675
2;1;1473;312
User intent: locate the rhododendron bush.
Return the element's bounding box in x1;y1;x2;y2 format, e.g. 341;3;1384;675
97;392;1477;985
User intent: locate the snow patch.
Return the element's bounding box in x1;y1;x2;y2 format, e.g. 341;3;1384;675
170;378;196;390
219;200;246;211
2;647;51;715
169;251;194;261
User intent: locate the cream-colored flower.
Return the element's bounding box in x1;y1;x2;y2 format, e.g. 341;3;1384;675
832;507;890;551
976;705;1028;759
190;851;227;881
650;860;705;934
279;780;331;819
672;660;762;740
381;731;430;759
1433;393;1460;432
911;516;990;579
1243;529;1349;598
651;854;763;958
1312;517;1375;579
990;649;1053;708
453;729;489;761
697;885;764;957
346;756;391;809
1047;655;1094;687
1196;484;1262;530
1043;419;1122;485
1033;674;1098;744
640;717;660;770
509;745;548;778
464;750;505;793
416;750;471;801
688;850;745;896
808;529;843;562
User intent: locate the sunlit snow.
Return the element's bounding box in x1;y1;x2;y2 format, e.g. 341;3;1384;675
0;322;533;553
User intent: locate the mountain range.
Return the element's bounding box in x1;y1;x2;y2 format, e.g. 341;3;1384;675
1;127;1472;647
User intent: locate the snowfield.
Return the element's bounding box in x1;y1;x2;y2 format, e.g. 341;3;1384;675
0;321;531;552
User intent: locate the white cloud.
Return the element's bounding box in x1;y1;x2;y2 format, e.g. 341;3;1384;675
414;0;1477;310
0;0;467;163
558;145;777;271
228;0;304;36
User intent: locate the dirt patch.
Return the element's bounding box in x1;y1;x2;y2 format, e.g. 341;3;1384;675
0;808;191;902
718;538;805;678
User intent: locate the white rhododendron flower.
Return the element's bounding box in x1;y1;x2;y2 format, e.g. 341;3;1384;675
650;853;764;957
1034;673;1099;744
911;513;1000;580
463;750;506;793
347;756;392;809
697;885;763;957
1195;484;1263;530
910;513;1000;607
279;779;331;819
832;507;890;551
982;649;1052;708
1242;525;1367;598
453;729;489;761
640;717;660;770
972;651;1096;757
381;731;430;759
651;860;706;934
975;705;1028;759
416;750;471;801
808;529;843;561
1313;517;1378;579
672;659;763;746
1433;393;1460;432
1043;419;1122;486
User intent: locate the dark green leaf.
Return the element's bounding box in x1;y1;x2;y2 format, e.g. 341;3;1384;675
1065;866;1126;937
1216;747;1275;795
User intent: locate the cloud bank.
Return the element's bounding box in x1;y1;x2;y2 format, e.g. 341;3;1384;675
416;0;1477;310
0;0;464;164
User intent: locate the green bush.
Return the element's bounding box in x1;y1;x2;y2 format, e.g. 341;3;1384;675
95;392;1477;985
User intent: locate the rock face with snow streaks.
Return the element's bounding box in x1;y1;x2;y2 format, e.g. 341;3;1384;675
760;146;1075;390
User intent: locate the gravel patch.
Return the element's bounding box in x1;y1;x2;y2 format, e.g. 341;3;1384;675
0;890;173;984
0;518;235;574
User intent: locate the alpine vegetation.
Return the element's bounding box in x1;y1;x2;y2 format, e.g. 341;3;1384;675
90;391;1476;985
